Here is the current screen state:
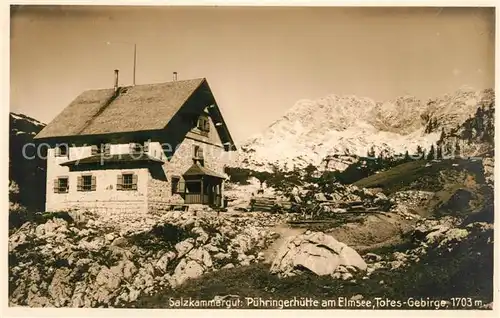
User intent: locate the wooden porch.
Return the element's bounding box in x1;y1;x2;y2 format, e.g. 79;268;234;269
181;163;225;207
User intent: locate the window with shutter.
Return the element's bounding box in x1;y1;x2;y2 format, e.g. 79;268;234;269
54;177;69;193
117;174;123;190
91;176;97;191
132;174;138;190
123;174;133;190
61;177;68;193
120;173;137;191
77;176;83;192
79;175;92;191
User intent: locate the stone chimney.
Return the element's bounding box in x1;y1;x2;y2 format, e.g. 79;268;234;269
173;72;178;81
114;69;119;92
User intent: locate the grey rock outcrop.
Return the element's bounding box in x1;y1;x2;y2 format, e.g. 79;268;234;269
270;231;366;278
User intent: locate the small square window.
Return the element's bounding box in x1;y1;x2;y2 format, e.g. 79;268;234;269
82;176;92;191
196;115;210;134
56;145;68;157
77;175;96;192
122;173;133;190
54;177;69;193
117;173;137;191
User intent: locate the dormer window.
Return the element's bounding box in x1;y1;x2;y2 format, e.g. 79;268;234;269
55;144;68;157
129;142;143;155
91;143;111;156
129;141;150;156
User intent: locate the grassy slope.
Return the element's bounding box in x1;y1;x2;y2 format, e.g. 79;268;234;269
353;159;484;194
353;159;487;218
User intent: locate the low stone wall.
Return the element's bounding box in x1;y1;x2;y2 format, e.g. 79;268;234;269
48;200;148;216
148;199;184;214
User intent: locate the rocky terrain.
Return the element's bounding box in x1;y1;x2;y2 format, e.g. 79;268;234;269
235;88;494;171
437;97;495;159
131;205;493;309
9;151;494;308
8;86;495;309
9;208;284;307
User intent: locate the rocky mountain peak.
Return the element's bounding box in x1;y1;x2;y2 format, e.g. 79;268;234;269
235;88;493;171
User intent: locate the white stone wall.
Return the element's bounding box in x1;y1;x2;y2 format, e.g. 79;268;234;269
44;114;235;214
45;146;149;214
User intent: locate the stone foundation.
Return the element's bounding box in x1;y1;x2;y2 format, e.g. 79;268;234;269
47;200;148;215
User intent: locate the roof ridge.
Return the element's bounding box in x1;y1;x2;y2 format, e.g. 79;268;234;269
117;77;206;90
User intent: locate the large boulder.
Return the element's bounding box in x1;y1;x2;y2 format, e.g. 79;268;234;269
172;259;205;286
270;231;366;278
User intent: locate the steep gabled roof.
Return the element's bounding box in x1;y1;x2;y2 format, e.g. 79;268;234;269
34;78;236;150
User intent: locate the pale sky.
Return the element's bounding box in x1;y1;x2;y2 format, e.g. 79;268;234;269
10;6;495;142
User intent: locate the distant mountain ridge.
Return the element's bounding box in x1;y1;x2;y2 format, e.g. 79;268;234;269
235;88;494;171
9;112;47;211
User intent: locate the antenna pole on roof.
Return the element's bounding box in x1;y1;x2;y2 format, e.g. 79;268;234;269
106;41;137;86
133;43;137;86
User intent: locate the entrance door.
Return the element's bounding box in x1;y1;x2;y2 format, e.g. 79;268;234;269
206;181;222;207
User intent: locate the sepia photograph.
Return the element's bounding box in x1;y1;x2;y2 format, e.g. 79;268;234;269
7;3;496;312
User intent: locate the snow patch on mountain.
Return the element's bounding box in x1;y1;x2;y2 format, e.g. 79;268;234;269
10;112;45;127
234;88;492;172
